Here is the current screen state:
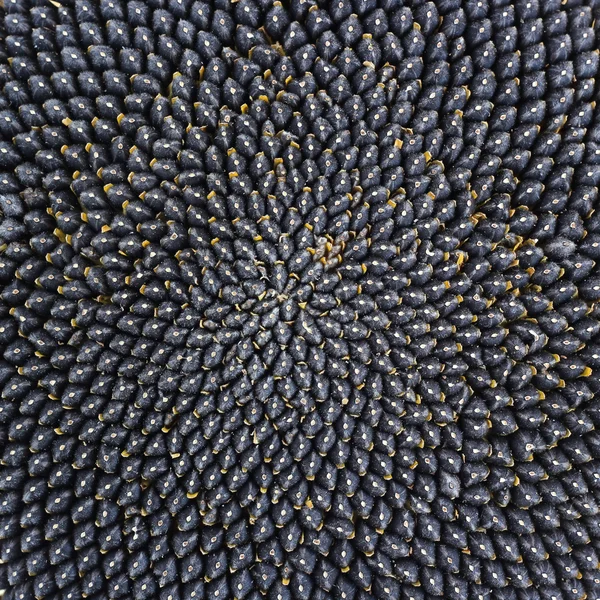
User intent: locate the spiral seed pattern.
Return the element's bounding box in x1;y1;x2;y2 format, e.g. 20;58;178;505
1;1;600;599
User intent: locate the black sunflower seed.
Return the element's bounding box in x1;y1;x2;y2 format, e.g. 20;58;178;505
1;0;600;599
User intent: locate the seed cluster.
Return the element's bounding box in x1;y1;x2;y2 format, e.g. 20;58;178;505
1;0;600;599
